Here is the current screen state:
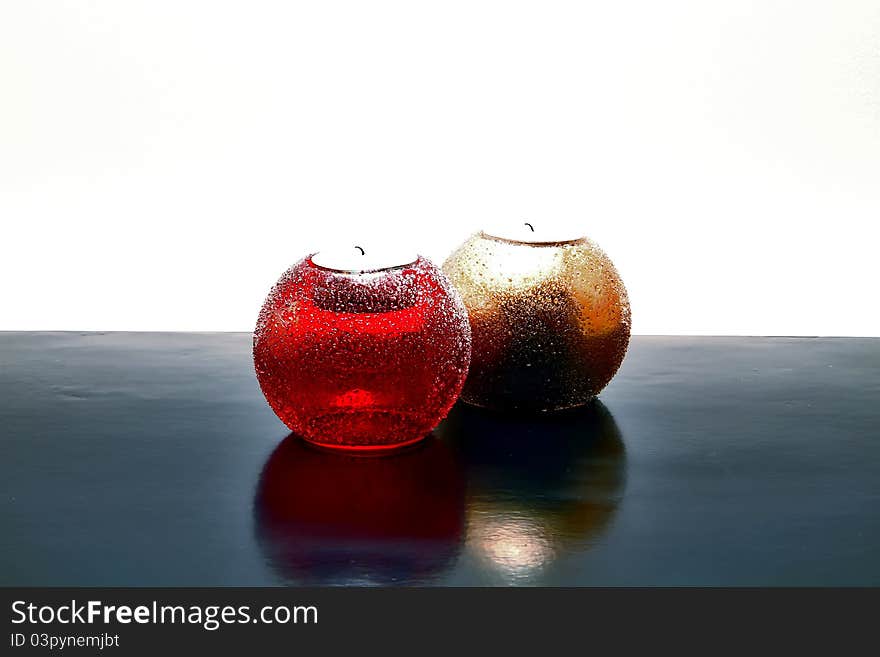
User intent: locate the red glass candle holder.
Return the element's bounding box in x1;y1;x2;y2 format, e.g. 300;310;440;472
254;254;471;451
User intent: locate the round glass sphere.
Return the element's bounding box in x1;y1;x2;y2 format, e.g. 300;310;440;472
442;231;630;412
254;254;471;450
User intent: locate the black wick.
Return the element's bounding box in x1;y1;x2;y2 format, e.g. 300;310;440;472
524;222;535;232
354;246;365;255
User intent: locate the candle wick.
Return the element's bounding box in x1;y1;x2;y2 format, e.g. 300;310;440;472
354;246;365;255
524;222;535;232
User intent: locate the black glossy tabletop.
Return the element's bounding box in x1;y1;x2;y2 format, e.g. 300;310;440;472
1;333;878;586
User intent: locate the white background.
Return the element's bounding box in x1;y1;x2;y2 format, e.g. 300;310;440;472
2;0;878;335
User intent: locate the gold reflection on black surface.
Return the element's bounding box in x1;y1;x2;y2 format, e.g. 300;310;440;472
437;400;627;583
254;434;465;586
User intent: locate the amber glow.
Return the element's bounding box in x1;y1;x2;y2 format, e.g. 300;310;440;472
443;232;631;412
472;512;555;581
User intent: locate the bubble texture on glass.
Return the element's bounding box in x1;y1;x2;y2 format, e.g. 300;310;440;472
442;232;631;412
254;255;471;450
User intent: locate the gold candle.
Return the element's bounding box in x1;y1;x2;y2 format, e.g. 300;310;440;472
442;224;630;412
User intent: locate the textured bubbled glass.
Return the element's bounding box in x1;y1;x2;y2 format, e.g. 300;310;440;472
254;255;471;450
442;232;630;412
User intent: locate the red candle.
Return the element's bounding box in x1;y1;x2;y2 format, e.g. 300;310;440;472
254;247;471;451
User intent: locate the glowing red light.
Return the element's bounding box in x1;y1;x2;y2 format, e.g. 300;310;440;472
254;256;471;450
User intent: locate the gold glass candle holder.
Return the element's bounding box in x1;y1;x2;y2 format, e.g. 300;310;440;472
442;227;631;412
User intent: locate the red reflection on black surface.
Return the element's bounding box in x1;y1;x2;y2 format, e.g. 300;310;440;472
254;434;465;585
